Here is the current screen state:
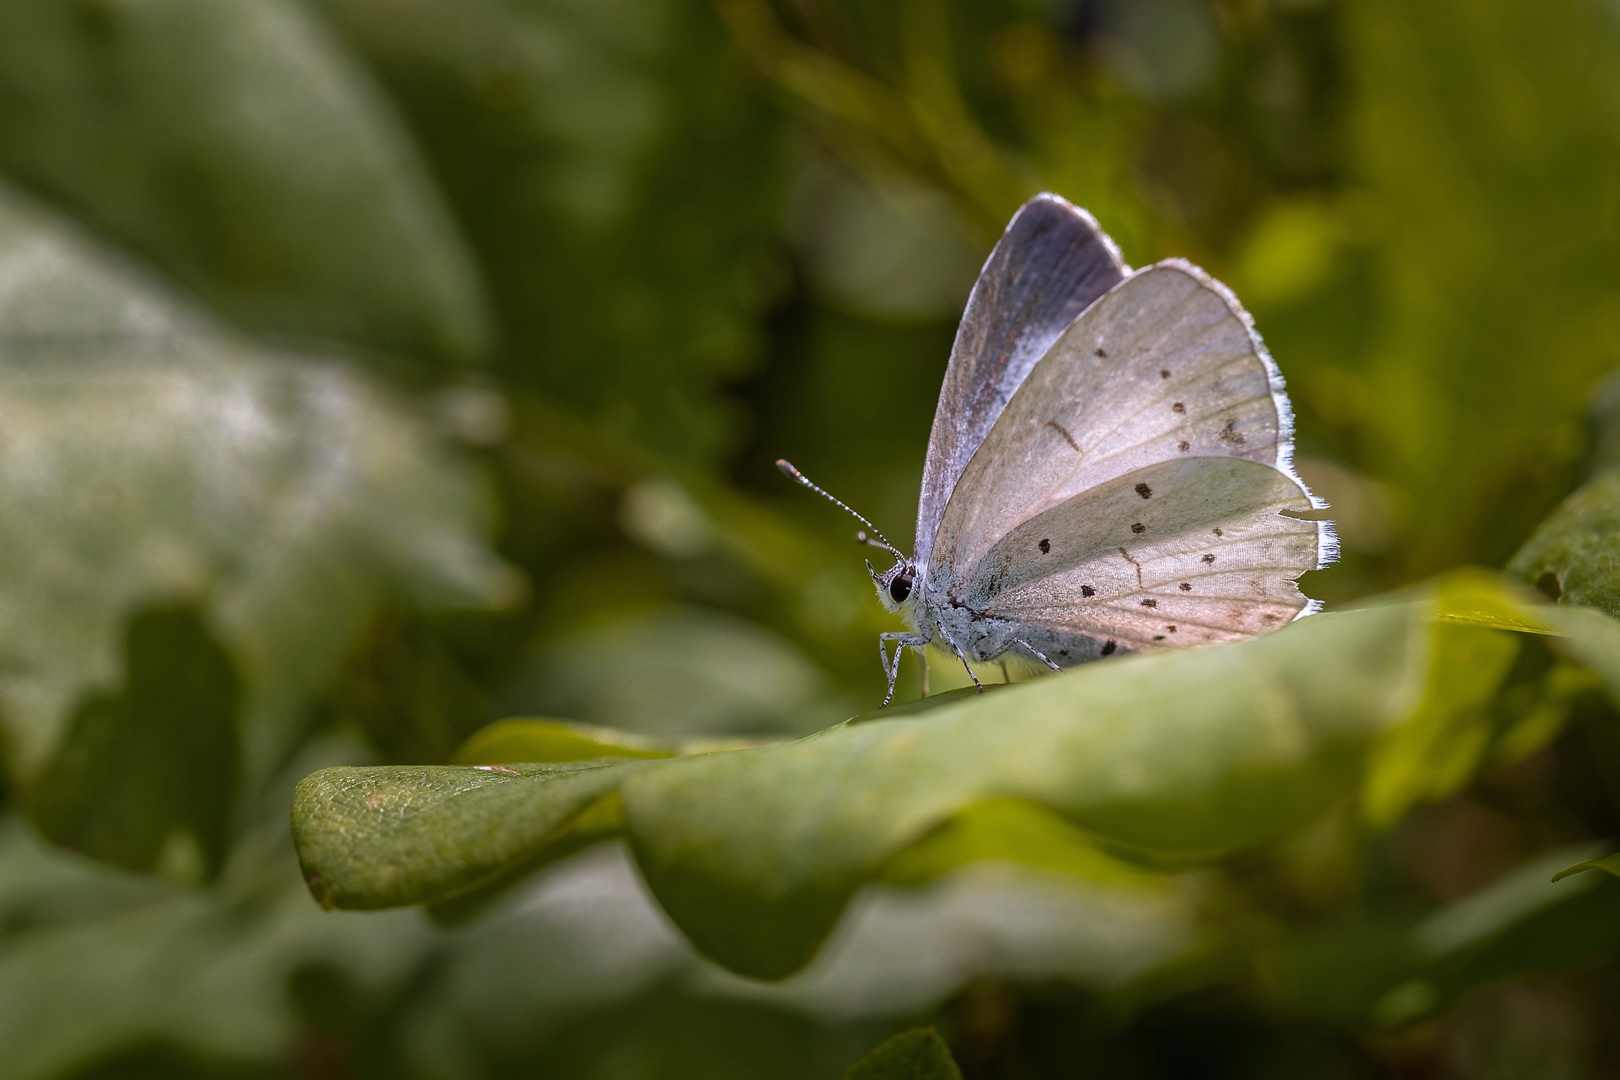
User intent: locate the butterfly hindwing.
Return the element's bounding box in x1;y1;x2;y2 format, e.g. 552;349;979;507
964;456;1324;652
914;194;1127;568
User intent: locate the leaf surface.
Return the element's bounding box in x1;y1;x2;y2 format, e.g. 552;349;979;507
0;0;489;364
292;575;1620;979
0;182;511;867
1509;470;1620;618
844;1028;962;1080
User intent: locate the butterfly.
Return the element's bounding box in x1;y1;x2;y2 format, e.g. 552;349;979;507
780;193;1337;706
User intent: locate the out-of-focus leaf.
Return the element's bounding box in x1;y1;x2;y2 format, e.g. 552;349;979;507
318;0;789;463
1380;846;1620;1023
1281;845;1620;1027
0;0;489;364
1550;851;1620;883
1533;604;1620;704
31;607;239;878
0;183;512;867
843;1028;961;1080
1362;576;1528;826
0;810;428;1080
1348;0;1620;575
504;605;850;739
1509;470;1620;618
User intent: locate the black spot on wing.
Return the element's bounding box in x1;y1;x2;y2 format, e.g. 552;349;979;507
1171;402;1185;414
1140;598;1157;608
1218;420;1246;445
1045;420;1082;452
1179;582;1192;592
1177;440;1190;452
1202;553;1216;564
1159;369;1170;379
1101;640;1117;656
1131;522;1145;534
1038;538;1050;554
1134;482;1152;499
1213;527;1224;536
1081;584;1095;597
1095;347;1107;358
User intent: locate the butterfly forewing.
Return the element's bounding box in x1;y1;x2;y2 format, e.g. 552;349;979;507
929;260;1319;592
964;457;1322;652
914;194;1128;568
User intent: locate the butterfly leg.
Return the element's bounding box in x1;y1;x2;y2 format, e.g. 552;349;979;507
878;632;929;708
1011;637;1062;672
934;622;984;693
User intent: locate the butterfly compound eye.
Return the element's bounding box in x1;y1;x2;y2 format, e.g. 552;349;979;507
889;569;914;603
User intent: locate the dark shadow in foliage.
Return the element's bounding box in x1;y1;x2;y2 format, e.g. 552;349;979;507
64;1043;280;1080
32;605;240;877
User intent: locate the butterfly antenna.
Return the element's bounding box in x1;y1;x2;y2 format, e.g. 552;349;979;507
775;460;904;559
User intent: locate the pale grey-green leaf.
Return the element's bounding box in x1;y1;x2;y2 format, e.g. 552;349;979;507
0;0;490;363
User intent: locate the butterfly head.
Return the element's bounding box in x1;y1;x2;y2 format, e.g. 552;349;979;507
868;552;919;613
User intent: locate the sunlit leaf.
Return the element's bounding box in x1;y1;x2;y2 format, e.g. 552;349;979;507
453;719;681;765
1362;577;1525;826
1550;851;1620;883
294;762;640;910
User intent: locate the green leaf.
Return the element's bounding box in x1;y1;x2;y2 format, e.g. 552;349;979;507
1531;604;1620;705
1282;845;1620;1027
619;601;1418;979
0;808;429;1080
293;573;1620;981
880;799;1166;890
0;181;512;868
0;0;489;364
30;607;239;879
1380;845;1620;1023
293;762;641;910
1509;469;1620;618
844;1028;962;1080
1550;851;1620;883
452;719;681;765
1362;575;1532;825
451;717;760;765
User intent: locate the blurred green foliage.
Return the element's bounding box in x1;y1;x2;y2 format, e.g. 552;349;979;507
4;0;1620;1078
